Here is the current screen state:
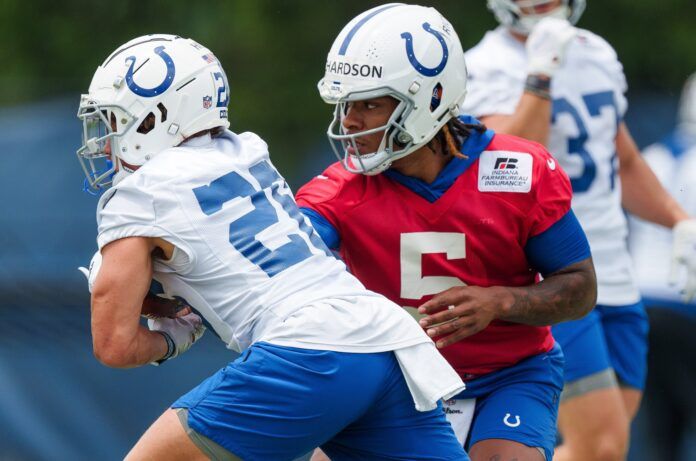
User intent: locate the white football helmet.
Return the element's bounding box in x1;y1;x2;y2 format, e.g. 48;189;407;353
77;34;230;192
487;0;586;36
318;3;467;175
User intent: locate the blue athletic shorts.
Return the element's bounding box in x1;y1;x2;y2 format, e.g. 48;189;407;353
172;342;468;461
452;343;564;461
552;301;649;390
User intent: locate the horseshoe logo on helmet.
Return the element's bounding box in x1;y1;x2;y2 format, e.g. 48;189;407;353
400;22;449;77
125;46;176;97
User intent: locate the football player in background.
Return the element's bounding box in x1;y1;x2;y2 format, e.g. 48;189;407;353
297;4;596;461
77;34;469;461
628;72;696;461
630;72;696;306
462;1;696;460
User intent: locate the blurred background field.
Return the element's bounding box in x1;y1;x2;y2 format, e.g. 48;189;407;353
0;1;694;459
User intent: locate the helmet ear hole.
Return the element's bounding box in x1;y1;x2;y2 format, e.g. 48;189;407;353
137;112;156;134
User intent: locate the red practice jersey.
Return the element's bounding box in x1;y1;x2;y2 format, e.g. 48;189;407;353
296;133;572;378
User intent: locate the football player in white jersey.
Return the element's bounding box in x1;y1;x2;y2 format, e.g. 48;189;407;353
627;73;696;460
76;34;469;461
630;72;696;304
463;2;696;460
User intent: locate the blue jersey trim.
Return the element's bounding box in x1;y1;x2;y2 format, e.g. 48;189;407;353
300;207;340;250
384;120;494;203
525;210;591;276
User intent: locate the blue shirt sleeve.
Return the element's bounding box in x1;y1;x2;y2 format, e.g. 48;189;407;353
525;210;591;276
300;207;341;251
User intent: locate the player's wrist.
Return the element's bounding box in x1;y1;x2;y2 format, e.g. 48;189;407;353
671;213;692;228
154;330;176;364
524;74;552;100
490;286;516;319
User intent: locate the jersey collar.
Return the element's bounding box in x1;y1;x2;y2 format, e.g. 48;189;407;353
383;116;494;203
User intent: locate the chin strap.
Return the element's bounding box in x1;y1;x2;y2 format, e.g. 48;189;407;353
82;159;114;195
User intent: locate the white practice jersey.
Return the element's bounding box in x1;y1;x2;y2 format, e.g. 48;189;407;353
96;130;463;410
463;26;639;305
629;141;696;302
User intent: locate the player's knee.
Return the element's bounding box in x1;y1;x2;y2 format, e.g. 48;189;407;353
590;429;629;461
561;414;629;461
591;443;627;461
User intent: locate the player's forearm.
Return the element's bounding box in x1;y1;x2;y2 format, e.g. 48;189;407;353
496;257;597;325
481;92;552;146
114;327;169;368
91;237;164;368
91;247;164;367
622;165;688;228
92;299;168;368
619;135;689;228
618;123;688;227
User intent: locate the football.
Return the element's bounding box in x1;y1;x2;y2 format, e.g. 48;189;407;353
141;292;191;319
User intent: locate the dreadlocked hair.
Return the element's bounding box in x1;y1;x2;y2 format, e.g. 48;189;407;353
433;117;487;159
184;126;226;143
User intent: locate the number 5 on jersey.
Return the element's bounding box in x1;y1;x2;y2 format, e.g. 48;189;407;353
401;232;467;300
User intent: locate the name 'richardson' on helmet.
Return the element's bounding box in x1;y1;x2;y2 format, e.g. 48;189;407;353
318;3;468;175
76;34;230;193
487;0;586;36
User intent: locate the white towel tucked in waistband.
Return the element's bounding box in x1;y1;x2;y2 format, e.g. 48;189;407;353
394;341;465;412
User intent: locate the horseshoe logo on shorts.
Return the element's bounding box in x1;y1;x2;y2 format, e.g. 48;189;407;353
125;46;176;97
400;22;449;77
503;413;521;428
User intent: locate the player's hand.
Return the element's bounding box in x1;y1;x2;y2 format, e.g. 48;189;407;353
526;17;578;77
670;219;696;302
148;312;206;363
78;250;102;293
417;286;505;348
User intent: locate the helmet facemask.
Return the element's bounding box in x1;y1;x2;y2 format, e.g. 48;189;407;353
515;1;571;34
488;0;585;36
327;88;415;175
76;100;137;193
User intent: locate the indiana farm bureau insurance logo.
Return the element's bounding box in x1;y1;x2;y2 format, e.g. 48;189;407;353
478;151;532;193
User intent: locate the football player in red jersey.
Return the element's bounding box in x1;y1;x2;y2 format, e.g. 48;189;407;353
465;2;696;460
297;4;596;461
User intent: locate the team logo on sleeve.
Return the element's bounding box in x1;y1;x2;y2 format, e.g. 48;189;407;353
478;151;533;193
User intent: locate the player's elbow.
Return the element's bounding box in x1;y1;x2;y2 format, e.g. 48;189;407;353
573;288;596;320
570;258;597;320
93;341;132;368
548;257;597;322
91;329;138;368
